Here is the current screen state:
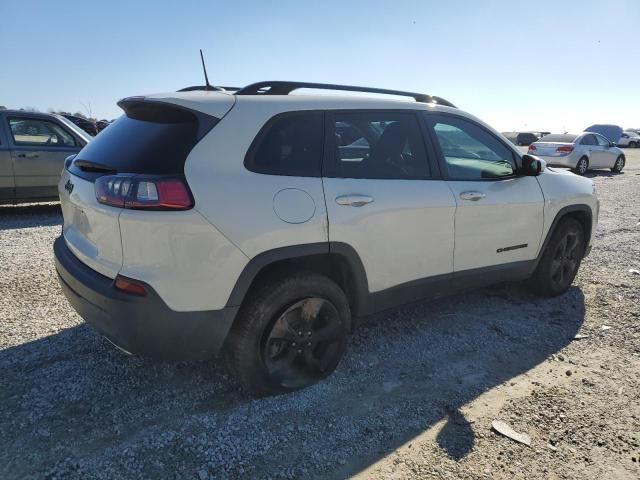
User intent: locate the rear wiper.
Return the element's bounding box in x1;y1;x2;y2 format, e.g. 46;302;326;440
73;160;117;173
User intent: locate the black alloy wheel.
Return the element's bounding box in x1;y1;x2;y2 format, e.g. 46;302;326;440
262;297;344;390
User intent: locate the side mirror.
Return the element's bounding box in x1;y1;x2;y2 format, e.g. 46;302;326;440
519;154;546;176
609;142;616;148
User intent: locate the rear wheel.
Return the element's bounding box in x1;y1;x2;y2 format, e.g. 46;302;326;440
527;219;585;297
629;141;637;148
223;272;351;396
611;155;625;173
573;156;589;175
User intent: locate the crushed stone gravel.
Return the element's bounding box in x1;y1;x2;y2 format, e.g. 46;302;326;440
1;150;639;479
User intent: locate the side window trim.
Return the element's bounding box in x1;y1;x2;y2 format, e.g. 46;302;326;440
322;109;435;180
423;111;520;181
7;116;77;148
417;112;443;178
244;110;325;178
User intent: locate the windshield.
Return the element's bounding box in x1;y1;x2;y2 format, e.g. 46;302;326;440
538;134;577;143
56;115;93;143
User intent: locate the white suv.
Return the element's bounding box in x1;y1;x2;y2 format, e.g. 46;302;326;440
617;131;640;148
54;81;598;396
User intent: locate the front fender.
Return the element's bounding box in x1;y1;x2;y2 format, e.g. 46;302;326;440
536;170;598;255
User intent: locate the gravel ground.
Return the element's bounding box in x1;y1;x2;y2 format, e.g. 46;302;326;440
1;151;639;479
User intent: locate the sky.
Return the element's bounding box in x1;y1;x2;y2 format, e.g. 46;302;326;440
2;0;639;132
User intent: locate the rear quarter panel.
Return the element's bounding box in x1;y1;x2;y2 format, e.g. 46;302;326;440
118;209;249;312
184;100;329;259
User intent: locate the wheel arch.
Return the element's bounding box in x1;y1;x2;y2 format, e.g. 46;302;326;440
535;204;593;268
225;242;369;320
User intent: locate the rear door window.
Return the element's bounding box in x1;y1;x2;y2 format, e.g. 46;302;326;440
327;112;430;179
245;112;324;177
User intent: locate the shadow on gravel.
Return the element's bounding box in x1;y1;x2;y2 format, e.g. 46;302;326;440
0;203;62;230
586;171;623;178
436;408;475;461
0;284;585;479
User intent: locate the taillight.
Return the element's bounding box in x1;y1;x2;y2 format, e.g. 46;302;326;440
114;275;147;296
528;145;537;153
95;175;193;210
556;145;574;154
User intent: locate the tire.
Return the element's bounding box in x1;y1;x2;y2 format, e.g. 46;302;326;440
223;271;351;396
611;155;625;173
629;141;637;148
573;156;589;175
527;218;585;297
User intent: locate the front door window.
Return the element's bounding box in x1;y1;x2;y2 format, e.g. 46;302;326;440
8;117;76;147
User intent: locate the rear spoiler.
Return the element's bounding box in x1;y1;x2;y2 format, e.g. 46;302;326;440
117;97;219;140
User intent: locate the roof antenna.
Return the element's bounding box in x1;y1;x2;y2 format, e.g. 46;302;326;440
200;49;212;90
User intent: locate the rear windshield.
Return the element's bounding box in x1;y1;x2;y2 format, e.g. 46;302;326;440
538;134;577;143
69;101;217;180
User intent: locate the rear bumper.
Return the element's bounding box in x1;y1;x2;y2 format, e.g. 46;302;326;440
53;236;238;361
539;155;576;168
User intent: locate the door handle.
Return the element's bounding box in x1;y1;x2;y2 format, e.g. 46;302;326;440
459;191;486;201
335;194;374;207
16;153;39;159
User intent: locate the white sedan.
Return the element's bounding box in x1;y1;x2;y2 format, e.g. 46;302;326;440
529;132;625;175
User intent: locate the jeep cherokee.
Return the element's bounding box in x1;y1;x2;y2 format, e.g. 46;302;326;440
53;81;598;396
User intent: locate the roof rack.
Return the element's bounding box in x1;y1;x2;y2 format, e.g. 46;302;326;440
233;81;456;108
177;85;241;92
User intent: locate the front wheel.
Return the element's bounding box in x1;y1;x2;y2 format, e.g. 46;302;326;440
527;219;585;297
611;155;625;173
629;141;637;148
223;272;351;396
573;157;589;175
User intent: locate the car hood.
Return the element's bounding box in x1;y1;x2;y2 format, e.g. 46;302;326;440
584;124;623;142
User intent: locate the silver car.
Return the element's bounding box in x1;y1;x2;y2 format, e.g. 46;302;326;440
0;110;91;204
528;132;625;175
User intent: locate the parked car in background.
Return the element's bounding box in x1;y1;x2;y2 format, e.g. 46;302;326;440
616;131;640;148
62;114;98;136
515;132;539;146
54;81;598;396
529;132;625;175
0;110;91;204
96;119;111;132
501;131;518;144
502;131;550;146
